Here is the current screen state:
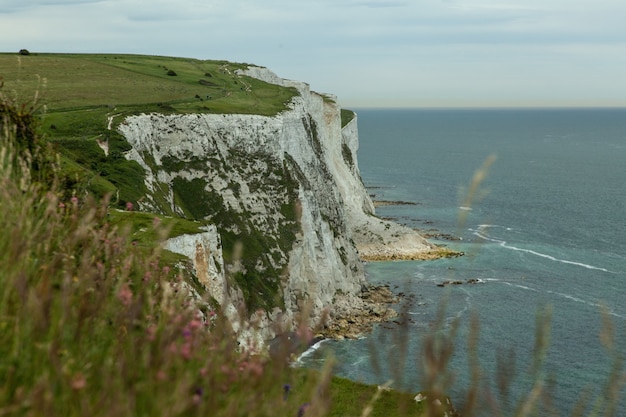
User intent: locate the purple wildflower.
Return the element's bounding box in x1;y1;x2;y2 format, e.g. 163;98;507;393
297;403;310;417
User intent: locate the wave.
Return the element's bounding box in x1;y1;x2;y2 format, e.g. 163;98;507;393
471;229;613;273
498;281;540;292
546;290;626;320
292;339;328;366
477;224;516;232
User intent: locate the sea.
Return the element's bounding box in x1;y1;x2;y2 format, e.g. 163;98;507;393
298;108;626;415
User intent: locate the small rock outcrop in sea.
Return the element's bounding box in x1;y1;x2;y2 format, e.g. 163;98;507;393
437;278;482;287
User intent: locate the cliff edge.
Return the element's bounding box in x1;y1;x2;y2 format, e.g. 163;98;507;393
117;65;440;343
236;67;442;261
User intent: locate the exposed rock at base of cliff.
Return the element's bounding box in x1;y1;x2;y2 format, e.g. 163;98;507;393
350;214;463;261
319;285;399;340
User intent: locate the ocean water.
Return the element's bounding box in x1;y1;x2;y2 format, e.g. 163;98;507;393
299;108;626;415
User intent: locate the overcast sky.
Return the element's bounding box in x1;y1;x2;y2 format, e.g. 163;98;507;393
1;0;626;108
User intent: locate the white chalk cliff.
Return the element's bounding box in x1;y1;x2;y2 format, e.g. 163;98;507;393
117;66;436;342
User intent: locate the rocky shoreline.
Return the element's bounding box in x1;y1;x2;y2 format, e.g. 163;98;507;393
373;200;419;207
267;285;401;359
319;285;400;340
359;246;463;261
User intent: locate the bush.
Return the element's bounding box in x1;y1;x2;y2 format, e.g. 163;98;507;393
18;49;30;56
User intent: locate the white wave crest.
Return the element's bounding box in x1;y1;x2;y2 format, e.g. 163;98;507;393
471;230;613;273
292;339;327;366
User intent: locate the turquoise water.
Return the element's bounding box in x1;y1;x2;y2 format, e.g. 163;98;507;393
300;109;626;415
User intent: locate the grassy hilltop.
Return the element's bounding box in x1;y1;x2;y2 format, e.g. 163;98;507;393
0;53;299;207
0;53;297;114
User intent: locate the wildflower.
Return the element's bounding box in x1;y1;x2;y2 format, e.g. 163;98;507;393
162;265;171;275
283;384;291;401
297;403;310;417
117;283;133;306
71;196;78;204
180;342;192;360
146;325;157;342
240;360;263;378
71;373;87;390
192;387;204;405
125;201;134;211
220;365;232;376
188;318;203;331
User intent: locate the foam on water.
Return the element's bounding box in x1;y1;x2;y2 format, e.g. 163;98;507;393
293;339;328;366
471;228;614;273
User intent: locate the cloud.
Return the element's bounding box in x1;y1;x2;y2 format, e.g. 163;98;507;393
350;1;407;7
1;0;626;106
0;0;106;13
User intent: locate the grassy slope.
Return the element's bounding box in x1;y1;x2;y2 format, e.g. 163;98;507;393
0;53;298;207
0;53;296;114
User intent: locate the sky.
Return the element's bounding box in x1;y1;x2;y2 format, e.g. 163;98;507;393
1;0;626;108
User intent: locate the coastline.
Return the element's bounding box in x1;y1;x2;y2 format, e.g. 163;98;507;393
358;246;462;261
352;214;462;262
316;211;462;339
269;285;400;360
319;284;399;340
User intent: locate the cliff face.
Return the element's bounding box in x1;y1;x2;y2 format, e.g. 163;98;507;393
117;67;435;342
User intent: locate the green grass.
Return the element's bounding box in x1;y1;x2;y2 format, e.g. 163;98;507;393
325;376;438;417
0;52;299;206
340;109;355;128
0;53;297;116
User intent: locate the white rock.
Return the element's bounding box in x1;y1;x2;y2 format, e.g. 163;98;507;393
414;393;427;403
118;65;433;347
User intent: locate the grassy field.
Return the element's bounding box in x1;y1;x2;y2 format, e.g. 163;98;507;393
0;53;297;115
0;52;299;208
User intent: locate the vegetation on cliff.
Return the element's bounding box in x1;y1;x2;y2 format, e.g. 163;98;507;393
0;52;298;208
0;82;460;416
0;53;306;312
